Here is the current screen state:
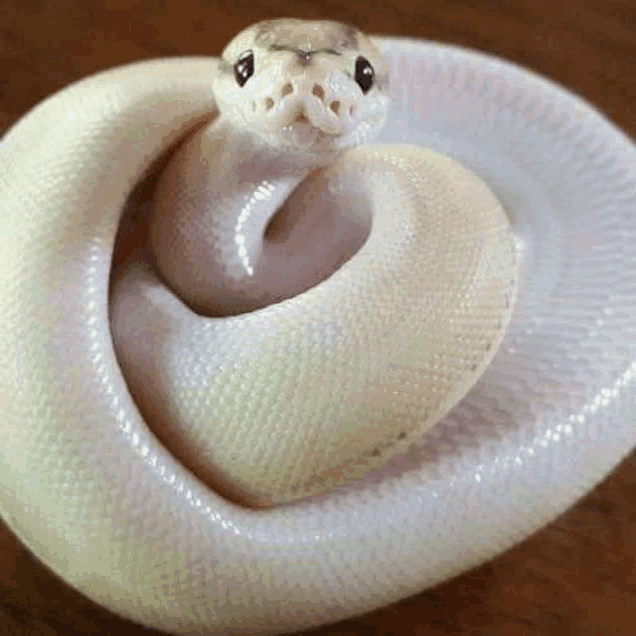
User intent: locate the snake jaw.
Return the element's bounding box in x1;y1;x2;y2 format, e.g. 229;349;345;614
222;78;388;154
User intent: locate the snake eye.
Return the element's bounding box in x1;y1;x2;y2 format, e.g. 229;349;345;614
354;56;374;94
234;50;254;87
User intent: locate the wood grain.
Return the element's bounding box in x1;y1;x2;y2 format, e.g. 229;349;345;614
1;1;634;634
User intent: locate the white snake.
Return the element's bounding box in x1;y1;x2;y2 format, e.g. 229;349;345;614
0;17;536;633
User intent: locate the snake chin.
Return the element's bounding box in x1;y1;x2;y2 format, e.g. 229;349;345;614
278;121;342;152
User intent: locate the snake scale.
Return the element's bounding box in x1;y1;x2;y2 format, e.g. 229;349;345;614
0;19;519;634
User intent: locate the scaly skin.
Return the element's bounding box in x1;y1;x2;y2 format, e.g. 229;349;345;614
0;20;525;635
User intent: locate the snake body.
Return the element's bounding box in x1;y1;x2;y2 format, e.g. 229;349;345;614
0;19;519;633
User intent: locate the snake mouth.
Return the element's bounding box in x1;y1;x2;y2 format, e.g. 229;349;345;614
287;111;348;149
279;123;344;151
272;105;347;151
286;102;346;135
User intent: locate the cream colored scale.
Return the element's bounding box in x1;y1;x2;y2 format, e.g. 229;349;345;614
0;18;521;635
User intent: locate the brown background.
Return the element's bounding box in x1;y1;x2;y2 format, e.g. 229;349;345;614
1;0;635;634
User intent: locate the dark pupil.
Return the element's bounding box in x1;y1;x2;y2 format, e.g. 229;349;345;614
234;51;254;87
355;57;374;94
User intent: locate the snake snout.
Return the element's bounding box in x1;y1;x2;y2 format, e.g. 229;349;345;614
254;78;360;135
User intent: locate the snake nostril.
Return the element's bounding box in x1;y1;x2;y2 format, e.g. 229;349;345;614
251;101;257;112
312;84;325;101
349;105;356;117
265;97;275;111
281;83;293;98
329;101;340;115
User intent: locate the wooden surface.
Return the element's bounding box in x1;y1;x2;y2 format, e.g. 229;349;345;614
1;0;634;634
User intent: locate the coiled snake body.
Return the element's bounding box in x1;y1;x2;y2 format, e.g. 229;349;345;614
0;19;518;634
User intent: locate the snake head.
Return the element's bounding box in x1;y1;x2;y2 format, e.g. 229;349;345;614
213;19;390;155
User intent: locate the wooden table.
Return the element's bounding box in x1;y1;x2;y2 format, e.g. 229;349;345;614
1;1;634;634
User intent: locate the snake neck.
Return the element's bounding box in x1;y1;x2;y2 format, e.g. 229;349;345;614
149;117;361;316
